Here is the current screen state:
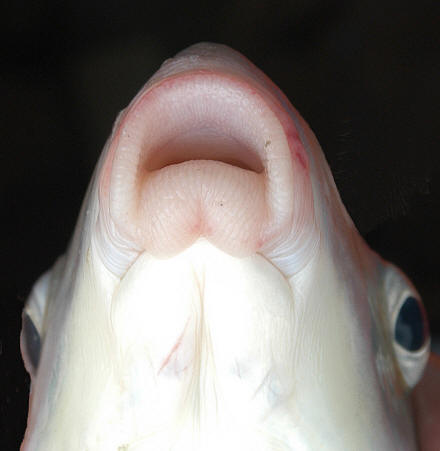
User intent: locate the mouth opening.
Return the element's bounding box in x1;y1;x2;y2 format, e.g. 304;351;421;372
126;73;270;179
145;126;264;173
98;71;305;271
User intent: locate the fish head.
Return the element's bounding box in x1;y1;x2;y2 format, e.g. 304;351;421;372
20;43;433;450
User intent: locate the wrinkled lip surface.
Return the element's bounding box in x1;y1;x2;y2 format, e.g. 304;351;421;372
95;45;315;276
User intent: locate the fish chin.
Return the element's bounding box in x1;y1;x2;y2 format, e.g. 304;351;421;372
106;239;297;450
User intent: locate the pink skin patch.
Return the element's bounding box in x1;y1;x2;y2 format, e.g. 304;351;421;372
158;322;190;376
287;130;308;171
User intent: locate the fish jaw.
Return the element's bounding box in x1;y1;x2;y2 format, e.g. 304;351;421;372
94;43;318;277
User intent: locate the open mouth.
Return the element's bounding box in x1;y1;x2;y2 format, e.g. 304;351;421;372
97;69;314;276
145;126;264;173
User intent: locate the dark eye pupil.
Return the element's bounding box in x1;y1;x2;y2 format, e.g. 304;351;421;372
23;313;41;370
394;296;426;351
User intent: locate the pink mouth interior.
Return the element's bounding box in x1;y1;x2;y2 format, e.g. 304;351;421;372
145;127;264;173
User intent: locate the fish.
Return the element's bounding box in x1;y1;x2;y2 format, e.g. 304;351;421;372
20;42;440;450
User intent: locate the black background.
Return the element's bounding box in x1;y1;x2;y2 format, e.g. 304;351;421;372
2;1;439;448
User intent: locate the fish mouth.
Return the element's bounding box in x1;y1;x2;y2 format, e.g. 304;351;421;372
97;48;316;276
145;124;264;173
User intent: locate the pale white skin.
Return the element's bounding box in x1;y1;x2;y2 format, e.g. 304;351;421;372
20;43;431;450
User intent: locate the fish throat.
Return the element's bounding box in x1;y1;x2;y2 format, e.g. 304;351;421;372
104;241;295;448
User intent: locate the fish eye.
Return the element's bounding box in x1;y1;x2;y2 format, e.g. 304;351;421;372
21;312;41;373
385;267;430;388
394;295;427;352
382;263;431;388
20;269;52;379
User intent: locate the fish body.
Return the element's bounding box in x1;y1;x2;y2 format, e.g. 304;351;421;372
20;43;432;450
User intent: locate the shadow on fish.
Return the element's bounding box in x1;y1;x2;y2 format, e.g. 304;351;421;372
19;43;440;450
